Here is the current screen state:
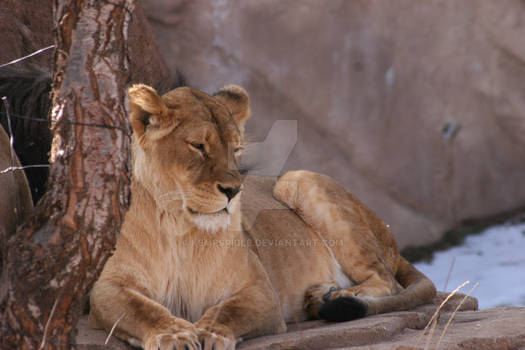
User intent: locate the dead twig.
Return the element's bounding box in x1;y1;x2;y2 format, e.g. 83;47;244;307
0;164;50;174
39;296;59;350
443;256;456;291
0;45;55;69
1;97;14;161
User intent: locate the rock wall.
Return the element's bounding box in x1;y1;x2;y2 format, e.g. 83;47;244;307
4;0;525;250
0;1;54;70
2;2;524;349
142;0;525;249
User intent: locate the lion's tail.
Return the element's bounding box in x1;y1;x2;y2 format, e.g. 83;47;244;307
363;257;436;315
360;258;436;315
318;257;436;322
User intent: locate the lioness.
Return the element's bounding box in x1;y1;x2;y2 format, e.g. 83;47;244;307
89;84;436;350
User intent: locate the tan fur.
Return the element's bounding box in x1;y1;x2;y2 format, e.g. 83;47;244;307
90;85;284;350
272;170;436;319
89;84;435;350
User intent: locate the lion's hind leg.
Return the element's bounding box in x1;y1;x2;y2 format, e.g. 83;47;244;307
275;170;405;322
303;273;400;322
303;283;367;322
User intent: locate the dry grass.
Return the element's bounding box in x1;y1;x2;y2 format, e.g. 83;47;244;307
39;296;59;350
104;313;127;346
443;256;456;291
412;280;471;350
434;282;479;350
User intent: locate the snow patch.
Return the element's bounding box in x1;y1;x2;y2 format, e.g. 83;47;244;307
414;222;525;309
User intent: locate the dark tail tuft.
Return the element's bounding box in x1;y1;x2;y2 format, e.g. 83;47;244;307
318;296;368;322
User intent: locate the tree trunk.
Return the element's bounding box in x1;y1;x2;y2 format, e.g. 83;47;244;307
0;0;134;348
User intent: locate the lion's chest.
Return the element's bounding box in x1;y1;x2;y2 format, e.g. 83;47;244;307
154;240;235;323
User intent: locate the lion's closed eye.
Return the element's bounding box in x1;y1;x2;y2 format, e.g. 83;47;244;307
233;146;244;155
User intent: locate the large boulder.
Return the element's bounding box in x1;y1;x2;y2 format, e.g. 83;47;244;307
0;127;33;260
142;0;525;249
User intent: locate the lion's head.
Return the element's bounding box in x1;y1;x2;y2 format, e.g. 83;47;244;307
128;84;250;233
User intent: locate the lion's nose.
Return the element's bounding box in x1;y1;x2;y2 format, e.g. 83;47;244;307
217;184;241;201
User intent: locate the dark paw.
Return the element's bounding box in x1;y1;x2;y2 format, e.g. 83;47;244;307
318;296;368;322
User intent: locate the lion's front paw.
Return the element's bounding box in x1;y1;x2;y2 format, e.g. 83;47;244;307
143;327;201;350
196;328;235;350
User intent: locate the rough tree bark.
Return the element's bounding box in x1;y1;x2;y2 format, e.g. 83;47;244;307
0;0;134;348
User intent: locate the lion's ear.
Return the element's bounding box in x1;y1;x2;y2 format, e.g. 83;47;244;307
213;85;251;134
128;84;169;138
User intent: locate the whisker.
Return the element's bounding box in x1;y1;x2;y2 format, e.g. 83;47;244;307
157;189;193;204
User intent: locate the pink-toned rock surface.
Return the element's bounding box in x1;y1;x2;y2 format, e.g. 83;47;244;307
76;292;525;350
0;1;53;70
4;0;525;250
142;0;525;249
3;2;525;349
0;0;174;91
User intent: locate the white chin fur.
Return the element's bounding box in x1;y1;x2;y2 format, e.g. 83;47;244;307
189;195;240;233
191;212;231;233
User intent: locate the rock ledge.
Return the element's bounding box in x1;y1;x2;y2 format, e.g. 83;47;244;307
76;292;525;350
